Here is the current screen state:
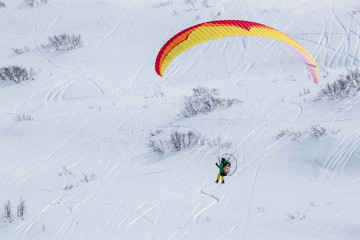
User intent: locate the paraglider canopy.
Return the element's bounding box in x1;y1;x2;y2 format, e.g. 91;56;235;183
155;20;320;84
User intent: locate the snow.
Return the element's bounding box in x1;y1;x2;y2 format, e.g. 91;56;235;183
0;0;360;239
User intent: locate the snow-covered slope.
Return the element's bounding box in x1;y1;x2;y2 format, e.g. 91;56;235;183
0;0;359;239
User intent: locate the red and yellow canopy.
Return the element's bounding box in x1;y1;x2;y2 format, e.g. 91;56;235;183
155;20;320;84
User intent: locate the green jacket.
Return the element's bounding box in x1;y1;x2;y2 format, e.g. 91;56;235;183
216;160;229;174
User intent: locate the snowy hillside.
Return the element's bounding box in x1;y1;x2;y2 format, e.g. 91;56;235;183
0;0;360;239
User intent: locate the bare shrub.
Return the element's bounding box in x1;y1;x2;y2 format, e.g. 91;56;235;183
226;98;241;107
320;81;349;100
15;113;34;122
23;0;48;7
276;129;289;139
58;166;73;176
44;33;83;51
147;140;165;154
181;86;241;118
82;173;96;183
3;200;13;223
287;211;306;221
201;0;210;8
341;68;360;90
63;184;74;191
148;130;204;153
276;129;302;142
184;0;209;10
299;88;310;97
149;129;163;137
12;46;30;55
147;128;233;154
169;131;202;151
318;68;360;100
169;132;182;151
208;137;232;149
277;125;329;142
153;1;173;7
24;0;36;6
307;125;327;140
351;8;360;17
0;66;35;83
17;199;25;220
0;1;5;7
256;206;265;213
290;131;302;142
185;0;196;10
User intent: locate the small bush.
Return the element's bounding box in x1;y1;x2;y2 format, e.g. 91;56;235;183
181;86;241;118
341;68;360;90
202;0;210;7
276;129;302;142
82;173;96;183
44;33;83;51
17;199;25;220
207;137;232;149
0;66;35;83
318;68;360;100
15;113;34;122
184;0;209;10
307;125;327;140
287;211;306;221
0;1;5;7
12;46;30;55
24;0;36;6
277;125;332;142
58;166;73;176
169;131;202;151
147;130;204;153
184;0;196;10
153;1;173;7
149;129;163;137
23;0;48;7
277;129;288;139
147;140;165;154
3;200;13;223
63;184;74;191
147;129;233;154
320;81;349;100
299;88;310;97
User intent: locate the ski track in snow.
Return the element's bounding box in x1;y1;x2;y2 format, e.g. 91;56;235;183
320;124;360;179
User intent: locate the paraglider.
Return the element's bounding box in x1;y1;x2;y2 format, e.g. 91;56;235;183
155;20;320;84
215;153;237;184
